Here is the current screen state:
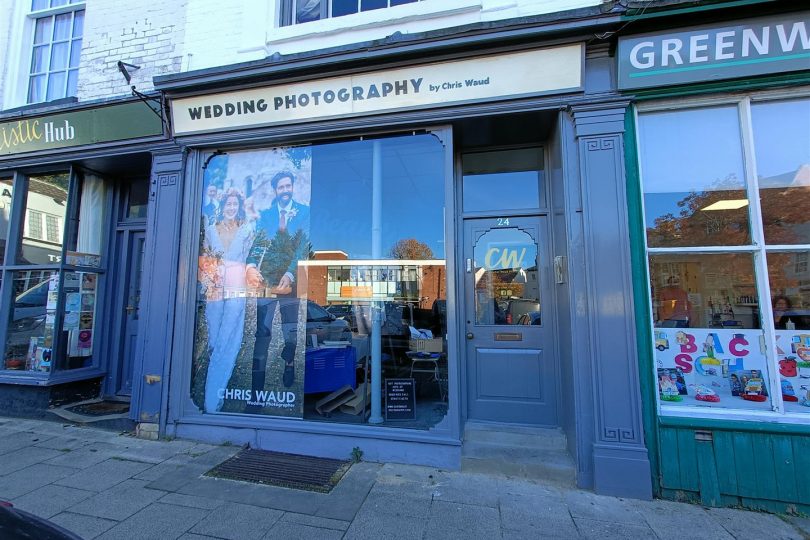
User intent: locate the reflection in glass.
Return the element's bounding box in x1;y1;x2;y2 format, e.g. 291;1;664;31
191;134;447;429
0;178;13;265
296;0;321;23
473;227;539;326
462;148;542;212
649;253;759;329
19;174;69;265
639;107;750;247
767;252;810;330
126;178;149;219
71;176;108;258
753;99;810;245
4;271;58;371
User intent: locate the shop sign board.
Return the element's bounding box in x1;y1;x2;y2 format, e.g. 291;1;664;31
170;44;584;135
618;12;810;90
0;101;164;157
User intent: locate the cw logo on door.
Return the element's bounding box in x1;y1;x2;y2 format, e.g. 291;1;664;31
483;245;533;270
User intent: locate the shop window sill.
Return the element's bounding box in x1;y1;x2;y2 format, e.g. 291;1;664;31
0;368;105;387
658;409;810;435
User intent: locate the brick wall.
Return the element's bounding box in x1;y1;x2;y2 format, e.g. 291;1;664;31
77;0;189;101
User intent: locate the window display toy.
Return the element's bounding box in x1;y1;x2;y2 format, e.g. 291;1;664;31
779;357;798;377
781;379;798;402
659;375;683;402
799;362;810;379
654;331;669;351
800;385;810;407
741;378;767;402
694;355;722;376
691;384;720;403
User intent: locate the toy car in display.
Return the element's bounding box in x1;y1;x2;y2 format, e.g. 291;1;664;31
692;385;720;403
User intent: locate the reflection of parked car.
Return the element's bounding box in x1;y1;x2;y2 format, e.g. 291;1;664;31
326;304;358;331
516;311;542;325
278;300;351;346
6;279;51;362
505;298;540;325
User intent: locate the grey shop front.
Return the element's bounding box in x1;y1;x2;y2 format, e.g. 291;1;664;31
155;33;653;499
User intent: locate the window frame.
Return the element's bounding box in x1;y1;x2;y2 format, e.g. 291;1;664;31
24;0;85;105
280;0;424;27
636;86;810;423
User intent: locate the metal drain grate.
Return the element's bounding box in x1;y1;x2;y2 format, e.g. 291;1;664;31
206;448;351;493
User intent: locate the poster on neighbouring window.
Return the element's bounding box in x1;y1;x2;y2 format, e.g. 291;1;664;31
653;328;772;410
772;330;810;413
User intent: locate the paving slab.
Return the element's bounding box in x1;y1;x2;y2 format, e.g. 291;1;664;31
564;489;646;525
34;435;90;451
344;511;426;540
159;492;226;510
359;485;433;518
49;511;118;540
314;461;379;521
0;462;79;499
0;430;54;456
502;522;581;540
0;445;62;475
707;507;805;540
263;520;344;540
424;500;501;540
632;498;735;540
66;479;166;521
574;517;658;539
11;484;95;519
44;443;121;469
280;512;351;531
55;457;153;491
500;491;576;533
786;516;810;538
431;471;500;508
188;501;284;540
176;475;329;514
95;502;208;540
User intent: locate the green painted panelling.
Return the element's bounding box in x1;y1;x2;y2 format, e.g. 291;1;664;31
659;415;810;436
771;436;798;503
695;441;721;507
752;436;779;502
659;428;683;489
676;429;700;491
731;432;758;496
792;436;810;504
712;431;739;496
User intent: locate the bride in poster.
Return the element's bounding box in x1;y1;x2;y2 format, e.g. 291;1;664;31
199;188;255;413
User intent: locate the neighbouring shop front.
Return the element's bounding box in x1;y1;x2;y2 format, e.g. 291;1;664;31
155;15;653;499
0;98;168;421
620;8;810;511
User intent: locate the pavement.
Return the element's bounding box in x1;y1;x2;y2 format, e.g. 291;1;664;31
0;417;807;540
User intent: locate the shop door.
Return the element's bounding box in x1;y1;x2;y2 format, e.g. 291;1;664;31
115;229;145;396
463;216;556;425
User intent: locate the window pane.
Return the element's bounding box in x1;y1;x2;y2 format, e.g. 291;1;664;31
18;174;69;265
53;12;72;41
49;41;69;71
31;45;49;74
296;0;321;23
332;0;358;17
361;0;387;10
650;253;772;411
391;0;418;5
69;40;80;67
4;271;59;372
28;210;43;240
462;148;543;212
46;71;66;100
639;106;750;248
28;75;46;103
191;134;447;428
126;177;149;219
31;0;49;10
33;17;52;45
51;0;69;9
69;176;108;258
753;99;810;245
0;178;13;265
60;270;98;369
72;10;84;37
66;69;78;96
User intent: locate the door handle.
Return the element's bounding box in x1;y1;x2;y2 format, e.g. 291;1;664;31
466;332;474;340
125;305;136;314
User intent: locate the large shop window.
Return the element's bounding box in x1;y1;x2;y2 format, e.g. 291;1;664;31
639;93;810;419
0;172;107;374
192;133;448;428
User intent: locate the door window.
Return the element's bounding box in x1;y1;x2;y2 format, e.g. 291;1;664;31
462;148;543;212
472;226;539;326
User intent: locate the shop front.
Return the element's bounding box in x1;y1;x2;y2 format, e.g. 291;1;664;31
621;8;810;511
0;98;168;421
156;23;652;498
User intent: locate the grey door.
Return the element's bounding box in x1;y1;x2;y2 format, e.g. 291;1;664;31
117;230;145;396
464;216;556;425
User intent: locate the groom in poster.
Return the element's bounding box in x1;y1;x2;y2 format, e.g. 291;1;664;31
246;170;311;397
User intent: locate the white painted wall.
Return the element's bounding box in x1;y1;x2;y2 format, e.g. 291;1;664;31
0;0;602;111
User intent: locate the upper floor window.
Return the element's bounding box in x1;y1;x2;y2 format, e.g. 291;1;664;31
282;0;423;26
27;0;85;104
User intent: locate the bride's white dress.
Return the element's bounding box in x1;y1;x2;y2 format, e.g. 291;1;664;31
203;221;255;413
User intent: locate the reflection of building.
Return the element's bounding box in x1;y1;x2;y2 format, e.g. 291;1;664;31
301;251;446;309
20;177;68;265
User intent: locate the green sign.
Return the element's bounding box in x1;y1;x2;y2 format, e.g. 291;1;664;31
618;12;810;90
0;101;164;157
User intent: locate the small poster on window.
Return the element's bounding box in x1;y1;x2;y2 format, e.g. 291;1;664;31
63;312;79;330
80;312;93;330
81;273;97;291
77;330;92;350
66;251;101;268
81;293;95;311
65;293;81;312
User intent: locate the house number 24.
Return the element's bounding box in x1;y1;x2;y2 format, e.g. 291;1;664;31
496;218;510;226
